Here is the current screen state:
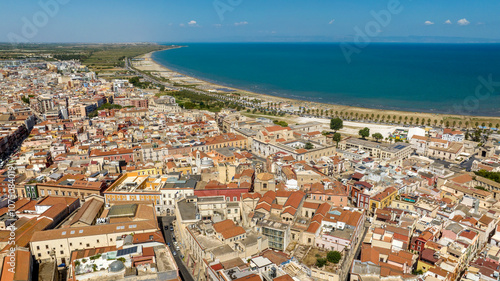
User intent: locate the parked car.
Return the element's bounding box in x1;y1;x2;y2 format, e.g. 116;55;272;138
169;226;174;231
172;251;177;256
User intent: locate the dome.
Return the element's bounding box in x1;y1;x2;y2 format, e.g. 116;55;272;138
109;260;125;272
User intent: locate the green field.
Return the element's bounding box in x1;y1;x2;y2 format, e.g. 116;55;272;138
0;43;172;71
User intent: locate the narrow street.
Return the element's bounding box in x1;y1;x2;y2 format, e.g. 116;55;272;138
158;216;195;281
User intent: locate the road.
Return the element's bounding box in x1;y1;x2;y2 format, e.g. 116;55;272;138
159;216;195;281
459;154;477;172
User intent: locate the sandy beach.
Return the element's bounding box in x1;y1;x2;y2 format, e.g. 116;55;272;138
134;50;500;129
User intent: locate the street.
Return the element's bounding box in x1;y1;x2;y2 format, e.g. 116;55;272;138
158;216;195;281
459;154;477;172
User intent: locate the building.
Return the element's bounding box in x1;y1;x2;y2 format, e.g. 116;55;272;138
339;138;412;165
30;202;159;265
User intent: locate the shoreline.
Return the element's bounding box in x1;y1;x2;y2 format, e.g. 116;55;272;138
135;49;500;127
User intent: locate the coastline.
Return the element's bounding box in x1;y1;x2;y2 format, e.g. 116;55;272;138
135;49;500;127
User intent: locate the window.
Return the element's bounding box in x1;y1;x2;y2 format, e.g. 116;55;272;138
45;245;49;249
233;197;237;201
86;244;90;247
97;240;99;243
37;246;40;250
38;253;41;257
60;251;64;255
228;209;231;214
263;183;267;189
70;243;72;247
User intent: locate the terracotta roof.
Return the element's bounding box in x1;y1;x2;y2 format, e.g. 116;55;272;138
257;173;274;181
234;274;262;281
274;275;294;281
450;174;473;184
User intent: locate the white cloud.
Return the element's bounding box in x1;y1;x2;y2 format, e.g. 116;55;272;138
213;24;222;28
179;23;185;27
234;21;248;26
188;20;197;26
424;21;434;25
457;18;470;26
329;19;335;24
444;19;452;24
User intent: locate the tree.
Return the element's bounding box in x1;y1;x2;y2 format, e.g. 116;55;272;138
305;142;314;150
316;258;327;268
273;120;288;127
327;251;342;264
330;118;343;132
372;133;383;142
359;127;370;139
333;133;341;148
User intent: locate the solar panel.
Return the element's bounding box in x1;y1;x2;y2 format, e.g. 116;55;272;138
117;246;138;257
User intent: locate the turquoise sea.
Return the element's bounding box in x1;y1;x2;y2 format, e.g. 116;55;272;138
152;43;500;116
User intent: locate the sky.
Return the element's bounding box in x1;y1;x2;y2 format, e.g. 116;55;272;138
1;0;500;43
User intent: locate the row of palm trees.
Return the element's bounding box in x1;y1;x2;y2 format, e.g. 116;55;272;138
221;96;499;130
299;108;499;129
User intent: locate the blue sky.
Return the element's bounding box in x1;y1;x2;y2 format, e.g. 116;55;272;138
1;0;500;43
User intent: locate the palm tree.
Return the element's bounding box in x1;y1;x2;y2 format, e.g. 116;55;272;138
465;121;469;128
459;121;462;128
410;117;414;124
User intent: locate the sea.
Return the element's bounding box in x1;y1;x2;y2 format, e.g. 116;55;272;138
152;43;500;116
